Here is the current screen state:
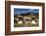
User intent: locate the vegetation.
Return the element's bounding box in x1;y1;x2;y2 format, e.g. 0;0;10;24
14;12;39;27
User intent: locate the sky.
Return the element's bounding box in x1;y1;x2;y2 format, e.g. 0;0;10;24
14;8;39;15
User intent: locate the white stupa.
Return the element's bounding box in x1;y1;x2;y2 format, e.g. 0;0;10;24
31;20;36;24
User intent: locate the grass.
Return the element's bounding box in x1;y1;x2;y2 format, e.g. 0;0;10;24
14;22;39;27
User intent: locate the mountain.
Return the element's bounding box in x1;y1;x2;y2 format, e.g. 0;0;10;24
14;8;39;16
14;12;39;17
